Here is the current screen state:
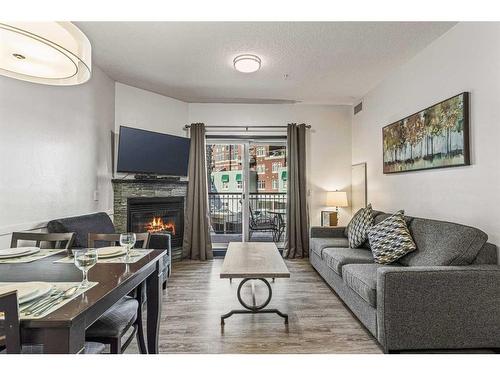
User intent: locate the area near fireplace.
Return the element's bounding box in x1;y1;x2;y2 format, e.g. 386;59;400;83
112;178;188;262
128;196;184;249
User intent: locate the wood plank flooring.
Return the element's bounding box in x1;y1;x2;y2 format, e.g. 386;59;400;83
128;258;382;354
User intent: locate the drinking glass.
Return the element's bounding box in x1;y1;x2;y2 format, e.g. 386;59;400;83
72;249;98;288
120;233;136;259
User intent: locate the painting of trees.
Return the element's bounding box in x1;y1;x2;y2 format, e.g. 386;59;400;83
383;92;469;173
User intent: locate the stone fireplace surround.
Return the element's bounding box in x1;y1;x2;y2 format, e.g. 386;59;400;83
112;178;188;262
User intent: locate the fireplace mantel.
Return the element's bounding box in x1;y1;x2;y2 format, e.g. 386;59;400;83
112;178;188;261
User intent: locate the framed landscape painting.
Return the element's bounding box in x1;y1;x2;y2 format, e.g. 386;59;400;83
383;92;470;174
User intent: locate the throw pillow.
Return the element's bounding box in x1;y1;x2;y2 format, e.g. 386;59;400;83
348;204;374;248
368;210;416;264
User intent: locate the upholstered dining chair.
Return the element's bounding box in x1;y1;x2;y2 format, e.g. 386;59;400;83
10;232;76;252
85;232;151;354
0;291;105;354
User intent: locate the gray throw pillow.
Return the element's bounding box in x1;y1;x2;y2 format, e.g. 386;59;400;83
368;210;416;264
348;204;374;248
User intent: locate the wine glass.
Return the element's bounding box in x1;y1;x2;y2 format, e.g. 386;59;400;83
120;233;136;260
72;249;98;288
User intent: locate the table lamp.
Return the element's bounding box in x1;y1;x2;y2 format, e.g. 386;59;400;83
326;191;349;226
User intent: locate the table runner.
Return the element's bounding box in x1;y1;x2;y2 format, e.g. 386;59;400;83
0;281;98;320
54;249;153;264
0;248;65;264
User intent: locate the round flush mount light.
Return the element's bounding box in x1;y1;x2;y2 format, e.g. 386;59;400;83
233;54;261;73
0;22;91;85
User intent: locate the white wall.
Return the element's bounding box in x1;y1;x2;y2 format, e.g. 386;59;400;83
352;22;500;246
189;103;353;226
0;66;116;248
115;82;188;136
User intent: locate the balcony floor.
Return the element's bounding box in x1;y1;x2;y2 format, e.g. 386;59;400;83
211;232;285;248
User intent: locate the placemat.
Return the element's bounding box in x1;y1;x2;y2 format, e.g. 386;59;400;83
0;281;98;320
54;249;153;264
0;248;65;264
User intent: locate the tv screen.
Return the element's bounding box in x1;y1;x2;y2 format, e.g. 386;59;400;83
117;126;190;176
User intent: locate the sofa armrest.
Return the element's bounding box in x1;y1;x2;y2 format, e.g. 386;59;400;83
377;265;500;352
310;226;346;238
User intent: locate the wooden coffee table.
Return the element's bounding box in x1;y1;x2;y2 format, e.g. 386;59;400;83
220;242;290;325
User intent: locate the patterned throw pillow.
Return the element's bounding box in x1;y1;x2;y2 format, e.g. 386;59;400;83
348;204;374;248
368;210;416;264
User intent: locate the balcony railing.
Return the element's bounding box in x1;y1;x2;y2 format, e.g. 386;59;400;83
209;192;287;235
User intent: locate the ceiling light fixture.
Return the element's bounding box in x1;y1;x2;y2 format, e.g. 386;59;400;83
233;54;261;73
0;22;91;85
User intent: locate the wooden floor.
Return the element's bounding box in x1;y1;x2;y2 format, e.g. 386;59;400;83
128;258;382;354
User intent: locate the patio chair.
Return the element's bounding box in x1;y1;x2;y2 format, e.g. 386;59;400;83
248;206;278;241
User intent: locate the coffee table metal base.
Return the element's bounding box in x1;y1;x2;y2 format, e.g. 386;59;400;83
221;278;288;325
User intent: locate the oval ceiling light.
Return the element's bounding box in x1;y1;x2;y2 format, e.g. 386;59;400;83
0;22;91;85
233;54;261;73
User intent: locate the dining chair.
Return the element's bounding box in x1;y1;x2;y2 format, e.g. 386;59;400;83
87;232;150;249
0;291;105;354
85;232;151;354
10;232;76;252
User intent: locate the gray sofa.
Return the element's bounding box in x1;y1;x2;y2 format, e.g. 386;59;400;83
309;210;500;353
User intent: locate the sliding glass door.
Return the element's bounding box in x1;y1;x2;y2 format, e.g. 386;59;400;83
207;143;245;244
206;139;287;249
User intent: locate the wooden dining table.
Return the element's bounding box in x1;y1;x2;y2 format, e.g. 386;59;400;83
0;249;167;354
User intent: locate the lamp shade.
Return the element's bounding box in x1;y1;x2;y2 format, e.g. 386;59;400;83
0;22;91;85
326;191;348;207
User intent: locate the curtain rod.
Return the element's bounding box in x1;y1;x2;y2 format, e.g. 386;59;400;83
183;124;311;130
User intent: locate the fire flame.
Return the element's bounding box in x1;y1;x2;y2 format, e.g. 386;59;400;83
146;217;176;235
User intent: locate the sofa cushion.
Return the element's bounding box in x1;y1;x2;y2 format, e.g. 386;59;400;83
472;243;498;265
310;237;349;258
47;212;115;248
342;263;401;307
348;204;375;248
322;247;374;275
400;217;488;266
368;211;416;264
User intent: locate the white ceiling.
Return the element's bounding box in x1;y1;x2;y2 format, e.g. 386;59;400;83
76;22;455;105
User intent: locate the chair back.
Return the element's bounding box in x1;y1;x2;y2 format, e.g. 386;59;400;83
0;291;21;354
248;206;257;228
10;232;75;250
88;233;151;249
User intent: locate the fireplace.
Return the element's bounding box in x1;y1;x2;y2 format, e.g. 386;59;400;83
127;197;184;248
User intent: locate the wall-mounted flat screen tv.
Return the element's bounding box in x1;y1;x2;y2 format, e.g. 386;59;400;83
117;126;190;176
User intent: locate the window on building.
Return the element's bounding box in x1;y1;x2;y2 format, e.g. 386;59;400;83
257;164;265;174
257;180;265;189
272;179;278;190
257;147;265;156
272;162;281;172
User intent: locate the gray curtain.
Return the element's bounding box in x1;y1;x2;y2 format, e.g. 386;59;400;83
183;123;213;260
284;123;309;258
